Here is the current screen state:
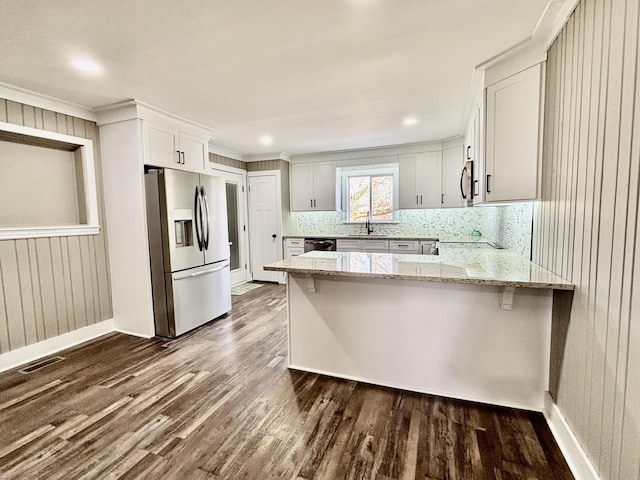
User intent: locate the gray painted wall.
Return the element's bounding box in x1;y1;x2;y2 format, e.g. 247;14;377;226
533;0;640;478
0;99;112;353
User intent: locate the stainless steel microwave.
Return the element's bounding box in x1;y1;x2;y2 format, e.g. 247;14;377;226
460;160;475;207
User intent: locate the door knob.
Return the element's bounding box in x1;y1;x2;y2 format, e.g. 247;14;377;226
272;234;277;238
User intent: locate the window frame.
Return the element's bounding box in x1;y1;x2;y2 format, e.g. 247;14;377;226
0;121;100;240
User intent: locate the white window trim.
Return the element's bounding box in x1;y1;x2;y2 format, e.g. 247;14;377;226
0;121;100;240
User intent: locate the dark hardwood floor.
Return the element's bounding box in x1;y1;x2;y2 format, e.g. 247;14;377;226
0;283;574;479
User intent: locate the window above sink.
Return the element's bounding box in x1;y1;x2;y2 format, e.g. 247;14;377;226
338;163;399;224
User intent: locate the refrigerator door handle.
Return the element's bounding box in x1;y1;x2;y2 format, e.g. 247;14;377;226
194;186;203;251
173;262;229;280
201;186;211;250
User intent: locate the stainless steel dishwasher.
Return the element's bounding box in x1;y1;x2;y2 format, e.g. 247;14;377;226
304;238;337;252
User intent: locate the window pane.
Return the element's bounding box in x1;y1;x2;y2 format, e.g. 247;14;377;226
371;175;393;221
348;176;370;222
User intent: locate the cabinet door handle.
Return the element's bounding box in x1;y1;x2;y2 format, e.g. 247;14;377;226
467;145;471;160
486;174;491;194
460;166;467;199
176;150;181;164
416;195;419;205
420;195;423;204
313;199;316;207
441;194;444;204
310;199;313;208
181;151;186;164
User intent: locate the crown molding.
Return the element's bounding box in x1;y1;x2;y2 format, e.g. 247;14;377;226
94;99;215;139
290;139;456;164
0;82;97;121
245;152;291;162
208;144;246;161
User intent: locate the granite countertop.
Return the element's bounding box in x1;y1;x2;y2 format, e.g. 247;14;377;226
284;234;486;242
264;247;574;290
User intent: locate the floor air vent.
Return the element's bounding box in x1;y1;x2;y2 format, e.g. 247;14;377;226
19;356;65;374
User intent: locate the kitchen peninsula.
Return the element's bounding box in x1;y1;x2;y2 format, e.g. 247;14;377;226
264;246;573;411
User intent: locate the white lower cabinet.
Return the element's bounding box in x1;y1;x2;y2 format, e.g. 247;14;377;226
336;239;360;252
284;238;305;260
336;239;389;252
389;240;421;254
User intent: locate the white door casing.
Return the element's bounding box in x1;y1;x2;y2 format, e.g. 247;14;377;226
247;171;282;283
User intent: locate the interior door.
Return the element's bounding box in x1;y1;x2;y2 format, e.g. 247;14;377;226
200;174;231;265
248;174;281;282
211;168;249;285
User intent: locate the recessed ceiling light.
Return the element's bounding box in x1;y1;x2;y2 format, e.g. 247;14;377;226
259;135;273;146
403;117;418;126
71;58;101;73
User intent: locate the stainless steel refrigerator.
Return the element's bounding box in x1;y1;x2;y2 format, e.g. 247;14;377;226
145;168;232;338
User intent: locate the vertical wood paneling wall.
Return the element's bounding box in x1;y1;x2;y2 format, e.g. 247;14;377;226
533;0;640;478
0;98;112;354
208;153;246;171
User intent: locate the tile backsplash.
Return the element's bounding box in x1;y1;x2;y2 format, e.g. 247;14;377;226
294;202;534;258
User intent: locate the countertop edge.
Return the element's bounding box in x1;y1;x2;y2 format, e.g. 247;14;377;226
264;265;575;291
284;235;442;241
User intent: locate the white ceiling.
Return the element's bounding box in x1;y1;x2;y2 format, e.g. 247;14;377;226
0;0;555;156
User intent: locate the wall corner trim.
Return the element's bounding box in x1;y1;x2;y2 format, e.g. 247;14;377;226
543;393;602;480
0;319;115;373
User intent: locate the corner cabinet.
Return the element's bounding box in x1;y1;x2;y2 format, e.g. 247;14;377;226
398;152;442;209
290;161;337;211
143;122;208;172
483;63;544;202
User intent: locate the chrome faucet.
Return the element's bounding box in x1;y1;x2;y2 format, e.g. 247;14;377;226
365;211;374;235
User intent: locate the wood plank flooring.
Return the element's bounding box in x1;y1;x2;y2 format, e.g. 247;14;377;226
0;283;574;479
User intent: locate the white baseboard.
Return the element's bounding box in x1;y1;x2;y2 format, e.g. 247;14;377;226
544;393;601;480
0;319;115;373
113;328;153;339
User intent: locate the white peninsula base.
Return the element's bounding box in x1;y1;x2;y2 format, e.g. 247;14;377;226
287;273;553;411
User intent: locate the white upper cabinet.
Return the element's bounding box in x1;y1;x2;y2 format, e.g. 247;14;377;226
398;152;442;209
290;161;337;211
441;146;464;208
484;63;543;202
143;122;208;173
178;132;208;172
